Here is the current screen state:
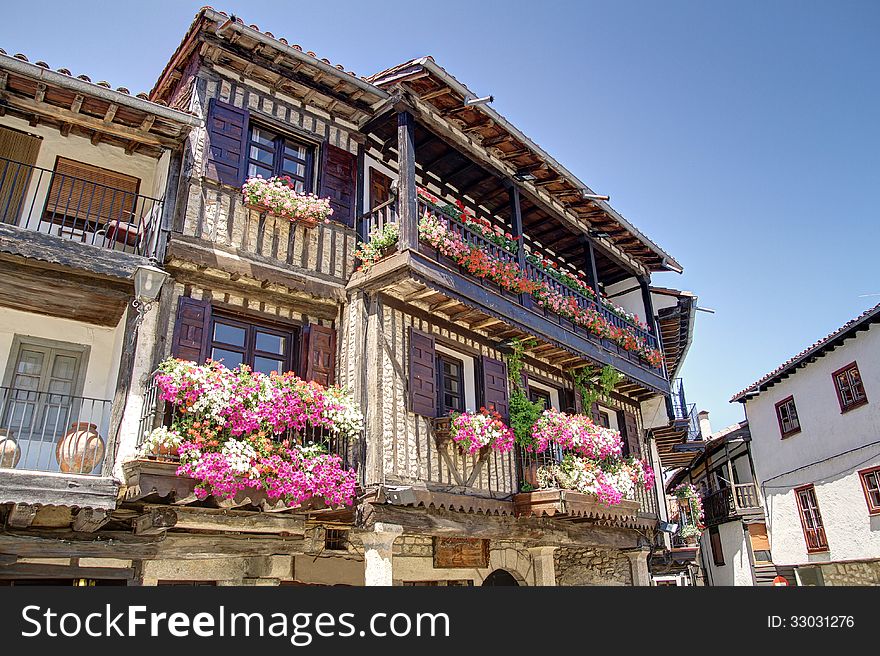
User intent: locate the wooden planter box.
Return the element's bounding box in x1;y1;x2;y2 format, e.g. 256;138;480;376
244;202;318;229
431;417;489;459
513;488;641;522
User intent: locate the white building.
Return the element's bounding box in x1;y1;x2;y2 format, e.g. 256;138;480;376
731;303;880;585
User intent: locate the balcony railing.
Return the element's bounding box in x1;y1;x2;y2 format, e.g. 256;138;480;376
516;446;659;516
363;195;661;373
0;386;113;476
0;156;164;257
703;483;762;525
668;378;701;441
136;377;365;480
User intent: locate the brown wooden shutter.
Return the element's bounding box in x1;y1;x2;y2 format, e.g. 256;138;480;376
572;386;584;415
590;402;601;423
45;157;140;223
408;327;437;417
171;297;212;363
204;98;249;187
618;410;642;457
300;324;336;387
319;143;356;227
481;356;509;420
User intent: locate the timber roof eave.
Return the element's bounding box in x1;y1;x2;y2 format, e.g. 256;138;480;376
0;52;202;132
369;56;683;276
730;302;880;403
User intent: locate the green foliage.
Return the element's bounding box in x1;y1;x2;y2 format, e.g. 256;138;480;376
572;365;622;409
504;338;542;449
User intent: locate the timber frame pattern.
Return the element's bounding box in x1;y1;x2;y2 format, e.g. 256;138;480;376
0;7;696;587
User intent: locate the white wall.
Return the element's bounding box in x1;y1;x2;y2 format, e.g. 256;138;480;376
701;521;755;586
745;324;880;566
604;279;649;326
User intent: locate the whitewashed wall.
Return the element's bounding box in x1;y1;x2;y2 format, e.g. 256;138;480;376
700;521;755;586
744;324;880;565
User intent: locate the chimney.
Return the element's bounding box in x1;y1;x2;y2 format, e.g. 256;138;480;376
698;410;711;439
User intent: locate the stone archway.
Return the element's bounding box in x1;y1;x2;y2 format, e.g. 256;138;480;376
482;569;520;586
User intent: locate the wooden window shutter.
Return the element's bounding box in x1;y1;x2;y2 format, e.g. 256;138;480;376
408;327;437;417
204;98;249;187
572;387;584;414
300;324;337;387
319;143;356;227
45;157;140;223
618;410;642;457
590;402;601;423
171;297;212;363
481;355;510;420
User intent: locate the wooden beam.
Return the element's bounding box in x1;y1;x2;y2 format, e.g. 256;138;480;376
133;507;178;535
72;508;111;533
6;504;37;529
480;134;509;148
34;82;46;103
0;563;135;580
470;317;502;330
2;94;179;148
139;114;155;132
421;87;452;101
103;103;118;123
397;110;418;251
430;298;462;313
70;94;83;113
145;506;307;535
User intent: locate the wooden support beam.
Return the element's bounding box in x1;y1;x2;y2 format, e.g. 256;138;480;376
7;504;37;528
59;123;72;137
72;508;111;533
146;506;307;535
421;87;452;101
90;132;102;146
397;110;418;251
133;507;178;535
103;103;118;123
139;115;155;132
430;298;462;313
70;94;83;113
34;82;46;103
480;134;509;148
470;317;502;330
405;288;441;302
0;72;7;91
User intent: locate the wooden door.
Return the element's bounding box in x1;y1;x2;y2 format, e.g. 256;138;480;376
748;522;770;556
370;168;392;210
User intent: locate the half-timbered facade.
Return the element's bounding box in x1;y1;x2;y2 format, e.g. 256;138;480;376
0;8;698;586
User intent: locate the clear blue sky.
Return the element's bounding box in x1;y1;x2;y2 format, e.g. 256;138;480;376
3;1;877;430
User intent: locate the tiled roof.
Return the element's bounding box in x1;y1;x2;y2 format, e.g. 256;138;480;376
730;302;880;402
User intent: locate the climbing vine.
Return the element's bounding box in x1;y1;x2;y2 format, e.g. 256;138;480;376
572;365;622;409
504;338;544;450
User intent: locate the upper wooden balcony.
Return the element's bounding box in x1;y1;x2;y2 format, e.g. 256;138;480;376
702;483;764;526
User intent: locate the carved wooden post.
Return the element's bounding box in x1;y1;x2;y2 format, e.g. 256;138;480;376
582;236;601;300
508;183;531;308
396;110;418;252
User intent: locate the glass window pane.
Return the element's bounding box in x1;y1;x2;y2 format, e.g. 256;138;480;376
51;355;77;381
211;348;243;369
249;145;275;166
251;127;275;147
247;163;273;179
283;142;307;158
253;356;284;375
16;350;44;376
213;323;246;347
282;159;306;178
255;332;285;355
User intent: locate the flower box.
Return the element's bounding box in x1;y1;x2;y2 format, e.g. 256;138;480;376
244;202;318;228
241;175;333;228
431;416;490;458
513;489;641;521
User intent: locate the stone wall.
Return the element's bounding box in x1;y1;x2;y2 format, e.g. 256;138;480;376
818;559;880;586
554;547;633;586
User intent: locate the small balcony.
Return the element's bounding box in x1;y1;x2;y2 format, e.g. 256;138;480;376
703;483;763;526
0;156;164;258
0;386;118;513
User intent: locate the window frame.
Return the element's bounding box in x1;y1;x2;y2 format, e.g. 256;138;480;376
528;387;552;410
708;526;725;566
436;352;466;416
246;123;316;193
795;484;829;554
858;466;880;516
832;361;868;413
775;395;801;438
208;311;297;376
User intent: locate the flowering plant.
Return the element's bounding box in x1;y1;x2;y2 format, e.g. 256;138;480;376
418;187;519;254
137;426;183;458
242;175;333;226
530;408;622;460
150;358;361;506
673;482;705;522
354;222;398;271
449;408;515;456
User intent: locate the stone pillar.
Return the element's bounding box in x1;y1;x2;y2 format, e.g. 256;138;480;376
527;546;557;587
360;523;403;586
113;300;163;480
624;548;652;587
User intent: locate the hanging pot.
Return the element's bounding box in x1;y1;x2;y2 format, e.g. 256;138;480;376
56;422;105;474
0;429;20;469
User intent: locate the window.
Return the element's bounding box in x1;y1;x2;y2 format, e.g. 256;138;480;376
775;396;801;438
597;411;611;428
44;157;140;233
401;580;473;587
529;387;552;410
247;125;314;192
437;353;465;415
210;314;295;375
324;529;349;551
709;526;724;566
1;337;90;472
795;485;829;553
832;362;867;413
859;466;880;515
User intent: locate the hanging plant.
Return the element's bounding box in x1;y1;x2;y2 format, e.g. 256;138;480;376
241;175;333;227
572;365;622;409
448;408;515;456
354;223;399;271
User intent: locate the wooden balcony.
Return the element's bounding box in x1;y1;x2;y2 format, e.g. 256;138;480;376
703;483;764;526
351;195;669;394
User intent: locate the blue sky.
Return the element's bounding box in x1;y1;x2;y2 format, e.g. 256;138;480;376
2;1;877;430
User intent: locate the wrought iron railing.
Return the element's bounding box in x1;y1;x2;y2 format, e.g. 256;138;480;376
0;386;113;476
0;156;164;257
703;483;762;525
668;378;701;441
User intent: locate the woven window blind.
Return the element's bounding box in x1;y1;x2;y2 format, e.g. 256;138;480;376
45;157;140;224
0;126;42;224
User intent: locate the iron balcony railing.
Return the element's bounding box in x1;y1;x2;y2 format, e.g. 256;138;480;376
0;386;113;476
361;196;662;373
0;156;164;257
517;445;659;516
703;483;762;525
668;378;701;441
136;376;365;482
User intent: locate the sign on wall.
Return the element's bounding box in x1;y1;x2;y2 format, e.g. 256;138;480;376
432;538;489;569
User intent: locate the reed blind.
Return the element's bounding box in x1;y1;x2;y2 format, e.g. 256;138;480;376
45;157;140;224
